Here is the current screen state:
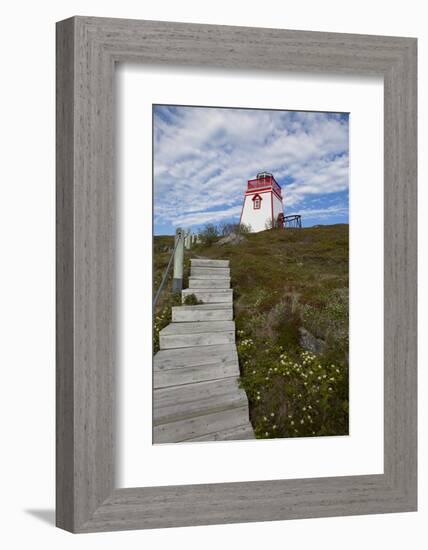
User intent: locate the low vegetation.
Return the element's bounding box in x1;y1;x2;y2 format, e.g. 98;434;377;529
152;236;181;353
153;224;349;438
183;293;204;305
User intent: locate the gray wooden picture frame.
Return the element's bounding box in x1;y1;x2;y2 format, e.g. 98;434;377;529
56;16;417;533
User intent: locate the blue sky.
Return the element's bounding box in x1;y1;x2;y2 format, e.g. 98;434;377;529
153;105;349;235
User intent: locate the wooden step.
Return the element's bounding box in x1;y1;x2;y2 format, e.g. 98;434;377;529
153;378;247;425
153;405;250;443
154;343;238;369
184;423;255;441
154;342;240;388
190;267;230;278
154;362;240;389
191;259;229;268
182;289;233;304
154;390;246;426
152;256;254;443
154;377;242;406
172;303;233;322
188;277;230;289
159;320;235;349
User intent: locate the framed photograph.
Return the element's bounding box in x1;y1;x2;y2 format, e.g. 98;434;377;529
56;16;417;532
150;105;350;446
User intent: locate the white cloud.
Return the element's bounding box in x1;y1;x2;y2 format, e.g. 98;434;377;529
297;204;349;220
175;205;243;227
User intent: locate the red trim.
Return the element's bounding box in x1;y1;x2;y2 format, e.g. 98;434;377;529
252;194;262;209
245;189;283;207
239;195;246;224
272;188;283;202
271;192;274;229
245;187;283;202
245;186;282;198
245;189;269;195
247;175;281;196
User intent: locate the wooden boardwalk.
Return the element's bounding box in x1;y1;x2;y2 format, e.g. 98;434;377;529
153;258;254;443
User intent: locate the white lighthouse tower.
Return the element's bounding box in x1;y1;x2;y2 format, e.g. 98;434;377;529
240;172;284;232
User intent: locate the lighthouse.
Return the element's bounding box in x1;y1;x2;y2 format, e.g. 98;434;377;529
240;172;284;232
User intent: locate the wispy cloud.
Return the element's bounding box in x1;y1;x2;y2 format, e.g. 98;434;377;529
174;205;243;227
153;106;349;233
297;204;349;220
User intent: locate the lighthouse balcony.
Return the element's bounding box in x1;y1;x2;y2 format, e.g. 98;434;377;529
247;175;282;196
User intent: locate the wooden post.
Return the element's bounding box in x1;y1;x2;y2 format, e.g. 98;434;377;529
172;227;184;293
184;232;191;250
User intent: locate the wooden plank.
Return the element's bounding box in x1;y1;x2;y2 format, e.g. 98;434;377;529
172;305;233;322
190;267;230;278
182;289;233;303
189;277;230;289
159;330;235;349
185;423;255;441
173;303;232;310
160;320;235;335
154;377;244;406
154;361;240;388
154;343;238;369
154;389;247;426
56;17;76;532
153;405;250;443
191;259;229;267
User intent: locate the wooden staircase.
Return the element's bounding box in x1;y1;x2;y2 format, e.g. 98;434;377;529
153;258;254;443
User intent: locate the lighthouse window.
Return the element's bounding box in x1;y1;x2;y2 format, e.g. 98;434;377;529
254;197;261;209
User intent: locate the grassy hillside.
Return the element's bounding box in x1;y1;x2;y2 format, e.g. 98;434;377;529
153;224;349;439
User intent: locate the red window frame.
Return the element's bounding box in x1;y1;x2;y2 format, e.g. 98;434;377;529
253;195;262;209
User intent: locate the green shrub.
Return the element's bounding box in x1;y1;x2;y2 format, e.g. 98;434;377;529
218;222;252;236
183;293;203;305
299;289;348;361
153;292;181;353
199;223;220;246
237;331;349;439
